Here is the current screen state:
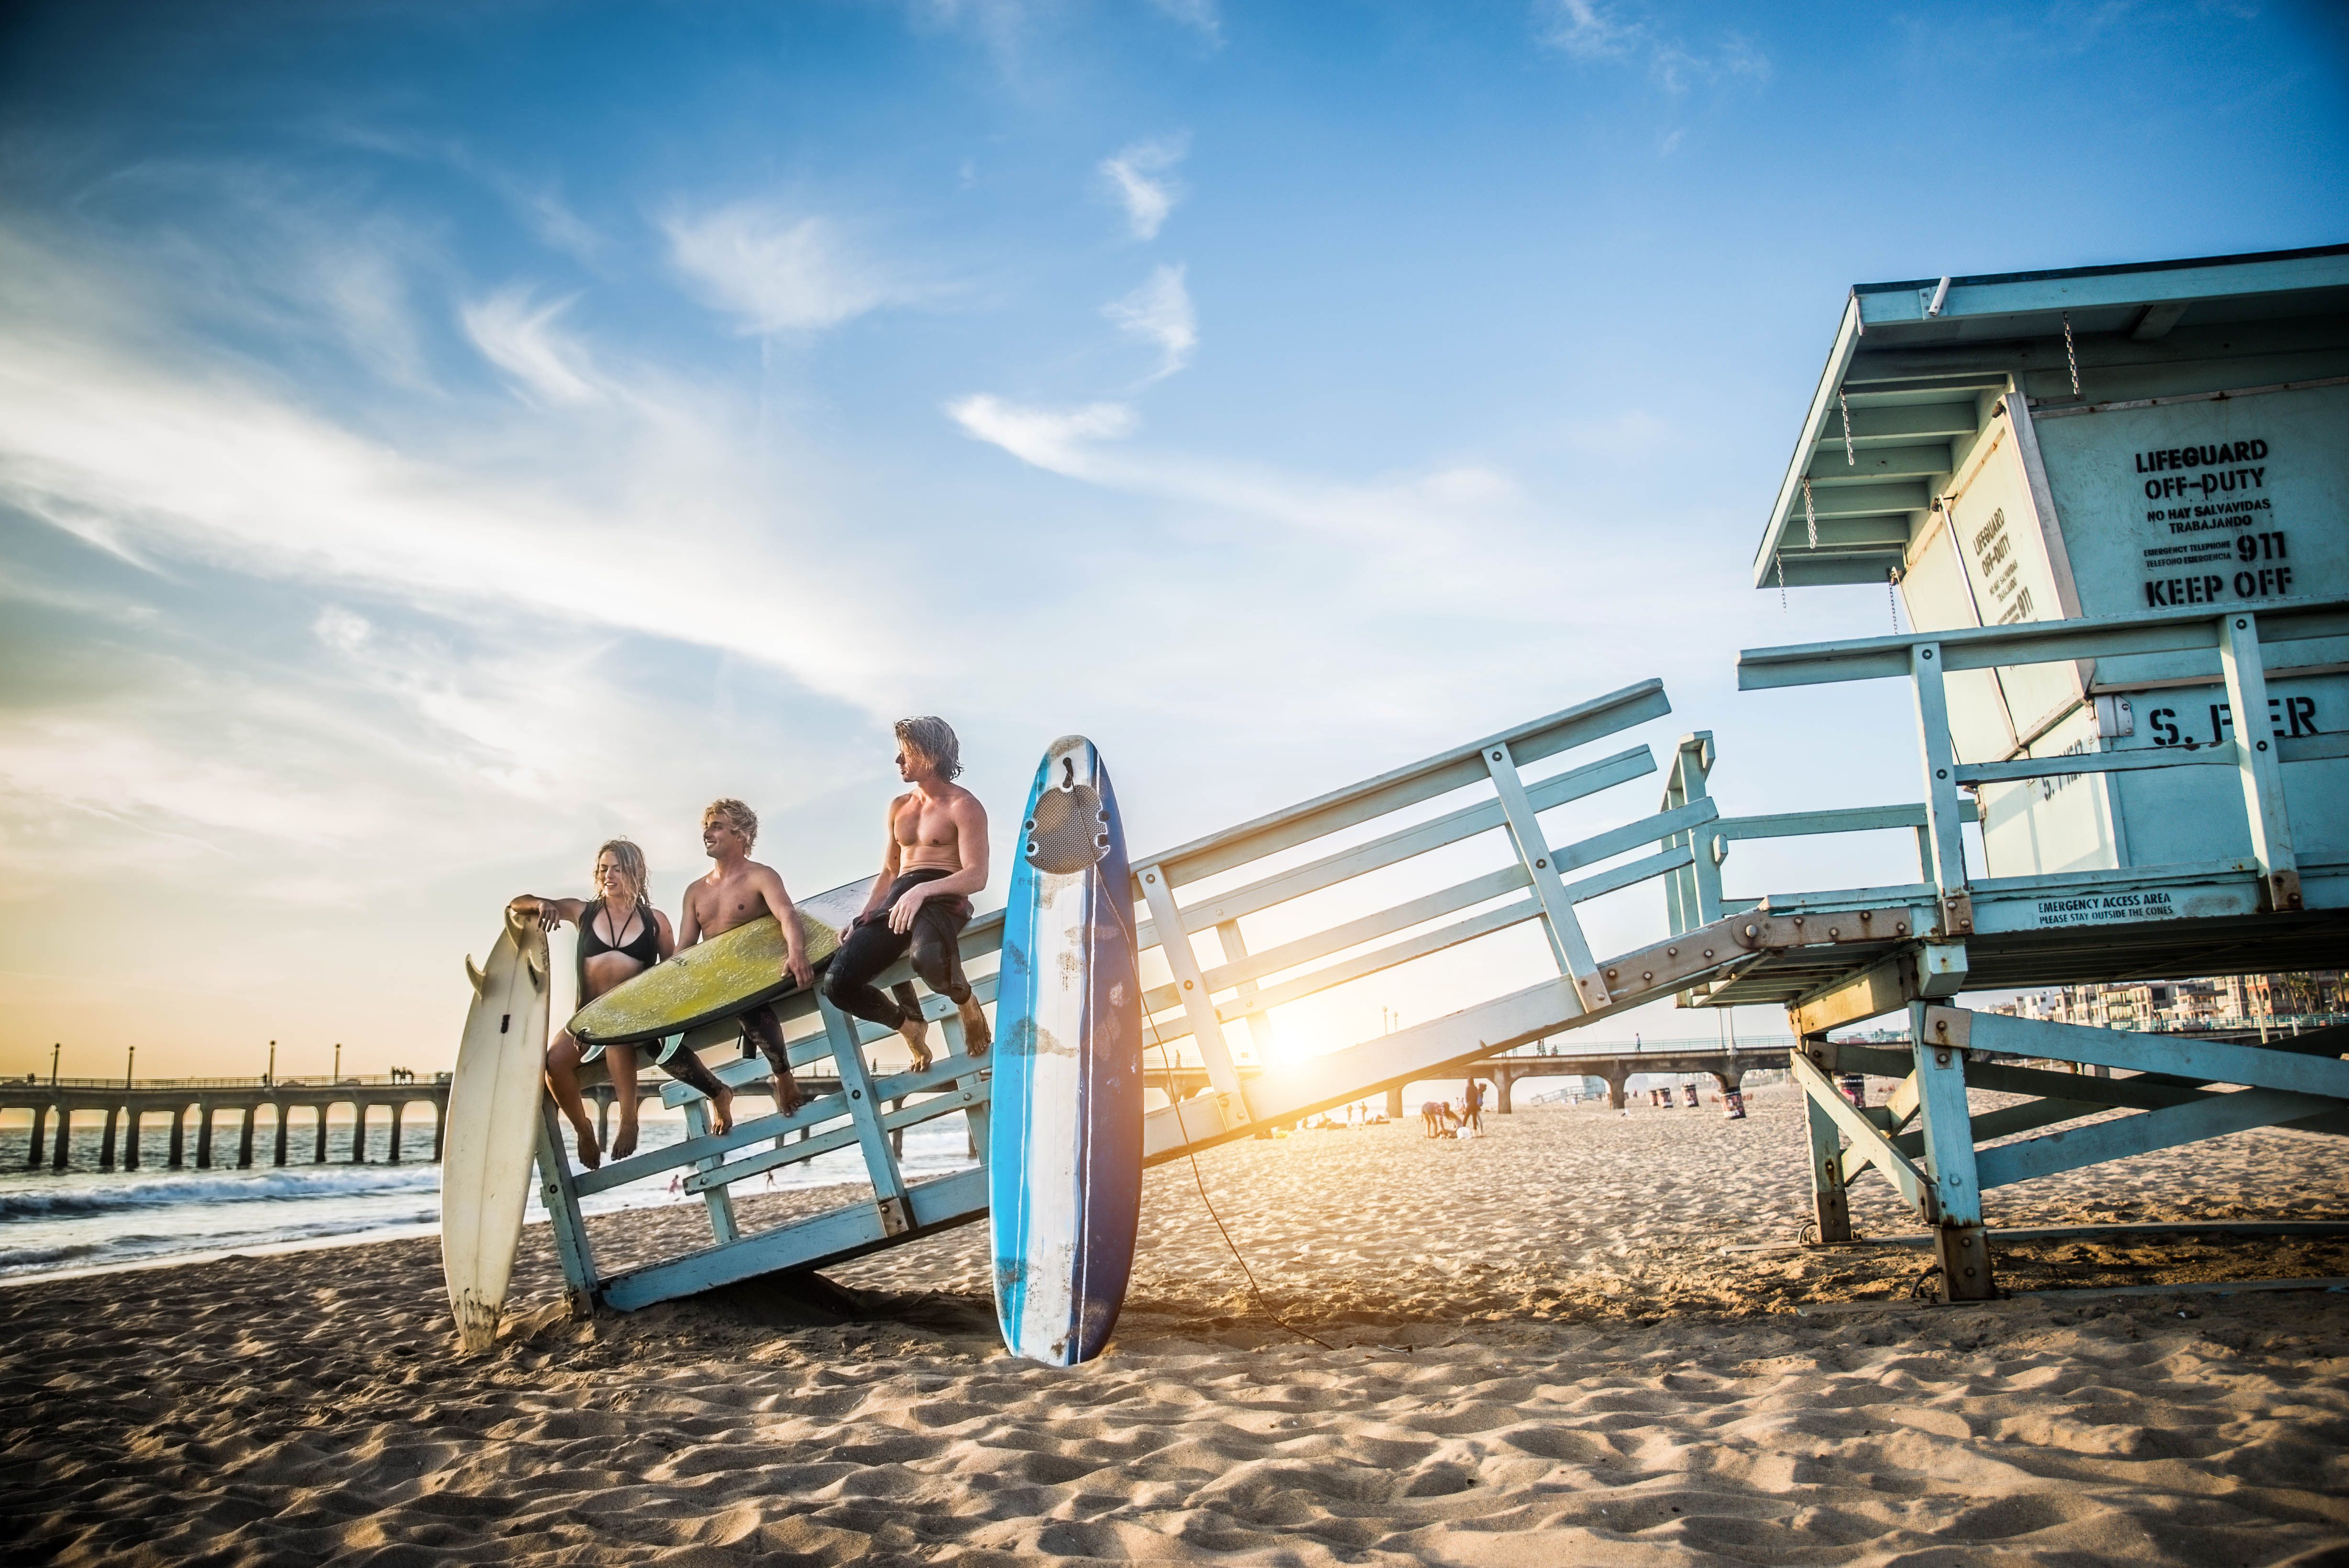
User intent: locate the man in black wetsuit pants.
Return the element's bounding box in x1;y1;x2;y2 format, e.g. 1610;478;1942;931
821;717;992;1071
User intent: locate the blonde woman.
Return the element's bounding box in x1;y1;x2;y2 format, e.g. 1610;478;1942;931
511;839;733;1170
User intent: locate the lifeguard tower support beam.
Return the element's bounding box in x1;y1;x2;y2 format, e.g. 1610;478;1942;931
1716;245;2349;1299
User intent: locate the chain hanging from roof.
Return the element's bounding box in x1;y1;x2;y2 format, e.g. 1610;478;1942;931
1838;388;1856;466
1801;477;1818;549
1777;552;1787;612
2062;310;2081;398
1888;566;1902;633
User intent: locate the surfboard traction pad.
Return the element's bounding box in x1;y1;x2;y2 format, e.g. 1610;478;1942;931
565;877;872;1046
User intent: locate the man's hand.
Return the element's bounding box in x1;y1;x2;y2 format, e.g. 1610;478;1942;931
887;883;930;934
785;949;813;989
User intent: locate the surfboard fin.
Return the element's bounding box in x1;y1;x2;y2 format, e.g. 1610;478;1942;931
465;955;488;999
524;950;547;992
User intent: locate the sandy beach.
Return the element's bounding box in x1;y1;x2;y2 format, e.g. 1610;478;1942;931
5;1083;2347;1566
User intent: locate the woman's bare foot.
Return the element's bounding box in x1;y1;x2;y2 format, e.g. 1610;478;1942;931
611;1121;639;1161
958;996;992;1059
771;1072;804;1115
572;1123;602;1170
899;1016;933;1072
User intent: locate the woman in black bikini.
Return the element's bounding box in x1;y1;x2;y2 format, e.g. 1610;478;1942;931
510;839;732;1169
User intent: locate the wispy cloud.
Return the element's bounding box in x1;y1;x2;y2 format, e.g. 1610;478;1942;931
461;286;604;405
945;392;1529;554
1144;0;1223;44
1102;264;1197;381
1533;1;1770;94
663;202;925;333
1100;135;1189;241
1537;0;1637;57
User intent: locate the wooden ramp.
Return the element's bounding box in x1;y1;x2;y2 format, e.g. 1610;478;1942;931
533;677;1862;1313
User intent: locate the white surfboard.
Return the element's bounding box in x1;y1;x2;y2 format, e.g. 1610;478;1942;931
441;906;552;1353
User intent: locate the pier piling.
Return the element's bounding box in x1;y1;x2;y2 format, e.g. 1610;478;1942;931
2;1078;449;1176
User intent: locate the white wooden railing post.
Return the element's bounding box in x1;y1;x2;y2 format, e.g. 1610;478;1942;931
1908;643;1974;938
1137;863;1252;1125
2217;611;2302;912
1483;741;1611;1013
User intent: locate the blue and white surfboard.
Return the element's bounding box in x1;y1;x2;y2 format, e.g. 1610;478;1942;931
990;735;1143;1366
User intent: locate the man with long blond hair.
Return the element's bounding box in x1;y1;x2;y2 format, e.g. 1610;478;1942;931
823;718;991;1071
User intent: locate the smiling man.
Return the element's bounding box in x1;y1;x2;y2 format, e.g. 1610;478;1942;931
822;718;992;1071
678;798;814;1115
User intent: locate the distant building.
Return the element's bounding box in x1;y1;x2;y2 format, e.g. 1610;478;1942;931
1988;971;2344;1032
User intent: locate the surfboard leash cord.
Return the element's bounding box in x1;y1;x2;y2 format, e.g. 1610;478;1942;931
1144;1014;1340;1353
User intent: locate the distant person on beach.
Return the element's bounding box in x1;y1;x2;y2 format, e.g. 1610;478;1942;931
1463;1078;1485;1132
1421;1100;1455;1138
680;798;816;1117
518;839;737;1170
822;717;992;1072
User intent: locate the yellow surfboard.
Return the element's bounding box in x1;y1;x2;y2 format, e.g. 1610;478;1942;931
566;876;875;1046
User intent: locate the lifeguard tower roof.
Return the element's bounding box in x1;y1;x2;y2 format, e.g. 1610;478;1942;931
1755;243;2349;590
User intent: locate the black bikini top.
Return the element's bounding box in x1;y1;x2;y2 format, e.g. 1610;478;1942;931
578;900;660;966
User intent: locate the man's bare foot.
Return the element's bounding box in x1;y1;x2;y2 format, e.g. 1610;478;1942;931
611;1122;638;1161
958;997;992;1059
899;1016;933;1072
771;1072;804;1115
573;1124;602;1170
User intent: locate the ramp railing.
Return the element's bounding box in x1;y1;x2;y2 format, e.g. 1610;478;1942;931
536;677;1893;1314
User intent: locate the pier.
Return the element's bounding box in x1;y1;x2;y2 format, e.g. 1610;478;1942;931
0;1074;451;1172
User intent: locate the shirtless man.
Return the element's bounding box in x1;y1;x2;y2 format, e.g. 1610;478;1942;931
820;716;991;1071
679;798;815;1115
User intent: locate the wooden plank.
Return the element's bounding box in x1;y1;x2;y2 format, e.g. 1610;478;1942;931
1976;1088;2344;1190
1789;1049;1931;1215
1909;643;1973;936
1141;849;1691;1048
682;1095;739;1244
1485;740;1610;1012
532;1097;598;1313
1137;862;1247;1108
1790;942;1968;1036
1908;1005;1990;1297
599;1166;990;1311
1947;1010;2349;1102
1145;683;1669;892
1138;743;1656;947
1955;744;2238;786
686;1077;983;1194
819;997;910;1231
2219;610;2302;910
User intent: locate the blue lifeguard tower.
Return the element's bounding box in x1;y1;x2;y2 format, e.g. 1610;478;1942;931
1705;243;2349;1296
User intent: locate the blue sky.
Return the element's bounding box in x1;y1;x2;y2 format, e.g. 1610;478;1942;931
2;0;2344;1078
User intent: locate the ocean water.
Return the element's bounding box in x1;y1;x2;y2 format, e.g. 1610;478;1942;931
0;1114;979;1283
